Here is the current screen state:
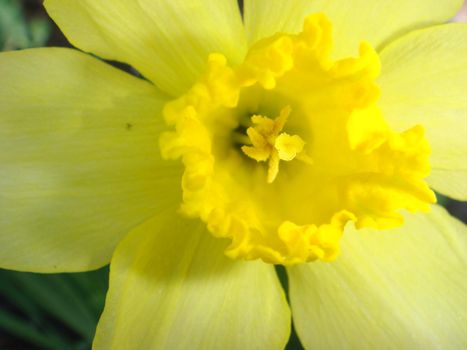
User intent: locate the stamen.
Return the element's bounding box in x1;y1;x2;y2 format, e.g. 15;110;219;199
241;106;309;183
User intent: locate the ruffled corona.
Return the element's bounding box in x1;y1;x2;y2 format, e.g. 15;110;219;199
160;14;436;265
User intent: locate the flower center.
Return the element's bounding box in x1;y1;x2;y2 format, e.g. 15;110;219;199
160;14;436;265
240;106;310;183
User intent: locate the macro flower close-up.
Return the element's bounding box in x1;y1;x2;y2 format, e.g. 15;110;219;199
1;0;467;349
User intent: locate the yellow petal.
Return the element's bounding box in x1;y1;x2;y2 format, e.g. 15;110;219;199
244;0;462;57
94;211;291;350
378;24;467;200
44;0;246;96
0;48;180;272
244;0;316;46
288;205;467;349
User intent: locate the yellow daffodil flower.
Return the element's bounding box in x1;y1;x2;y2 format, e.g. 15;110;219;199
1;1;466;349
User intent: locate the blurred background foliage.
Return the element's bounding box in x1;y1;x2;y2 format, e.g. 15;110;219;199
0;0;50;51
0;268;108;349
0;0;466;349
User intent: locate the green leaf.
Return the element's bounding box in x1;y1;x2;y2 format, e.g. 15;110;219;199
0;308;69;349
0;267;109;349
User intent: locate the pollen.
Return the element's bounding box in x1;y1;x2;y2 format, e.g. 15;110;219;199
160;13;436;265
